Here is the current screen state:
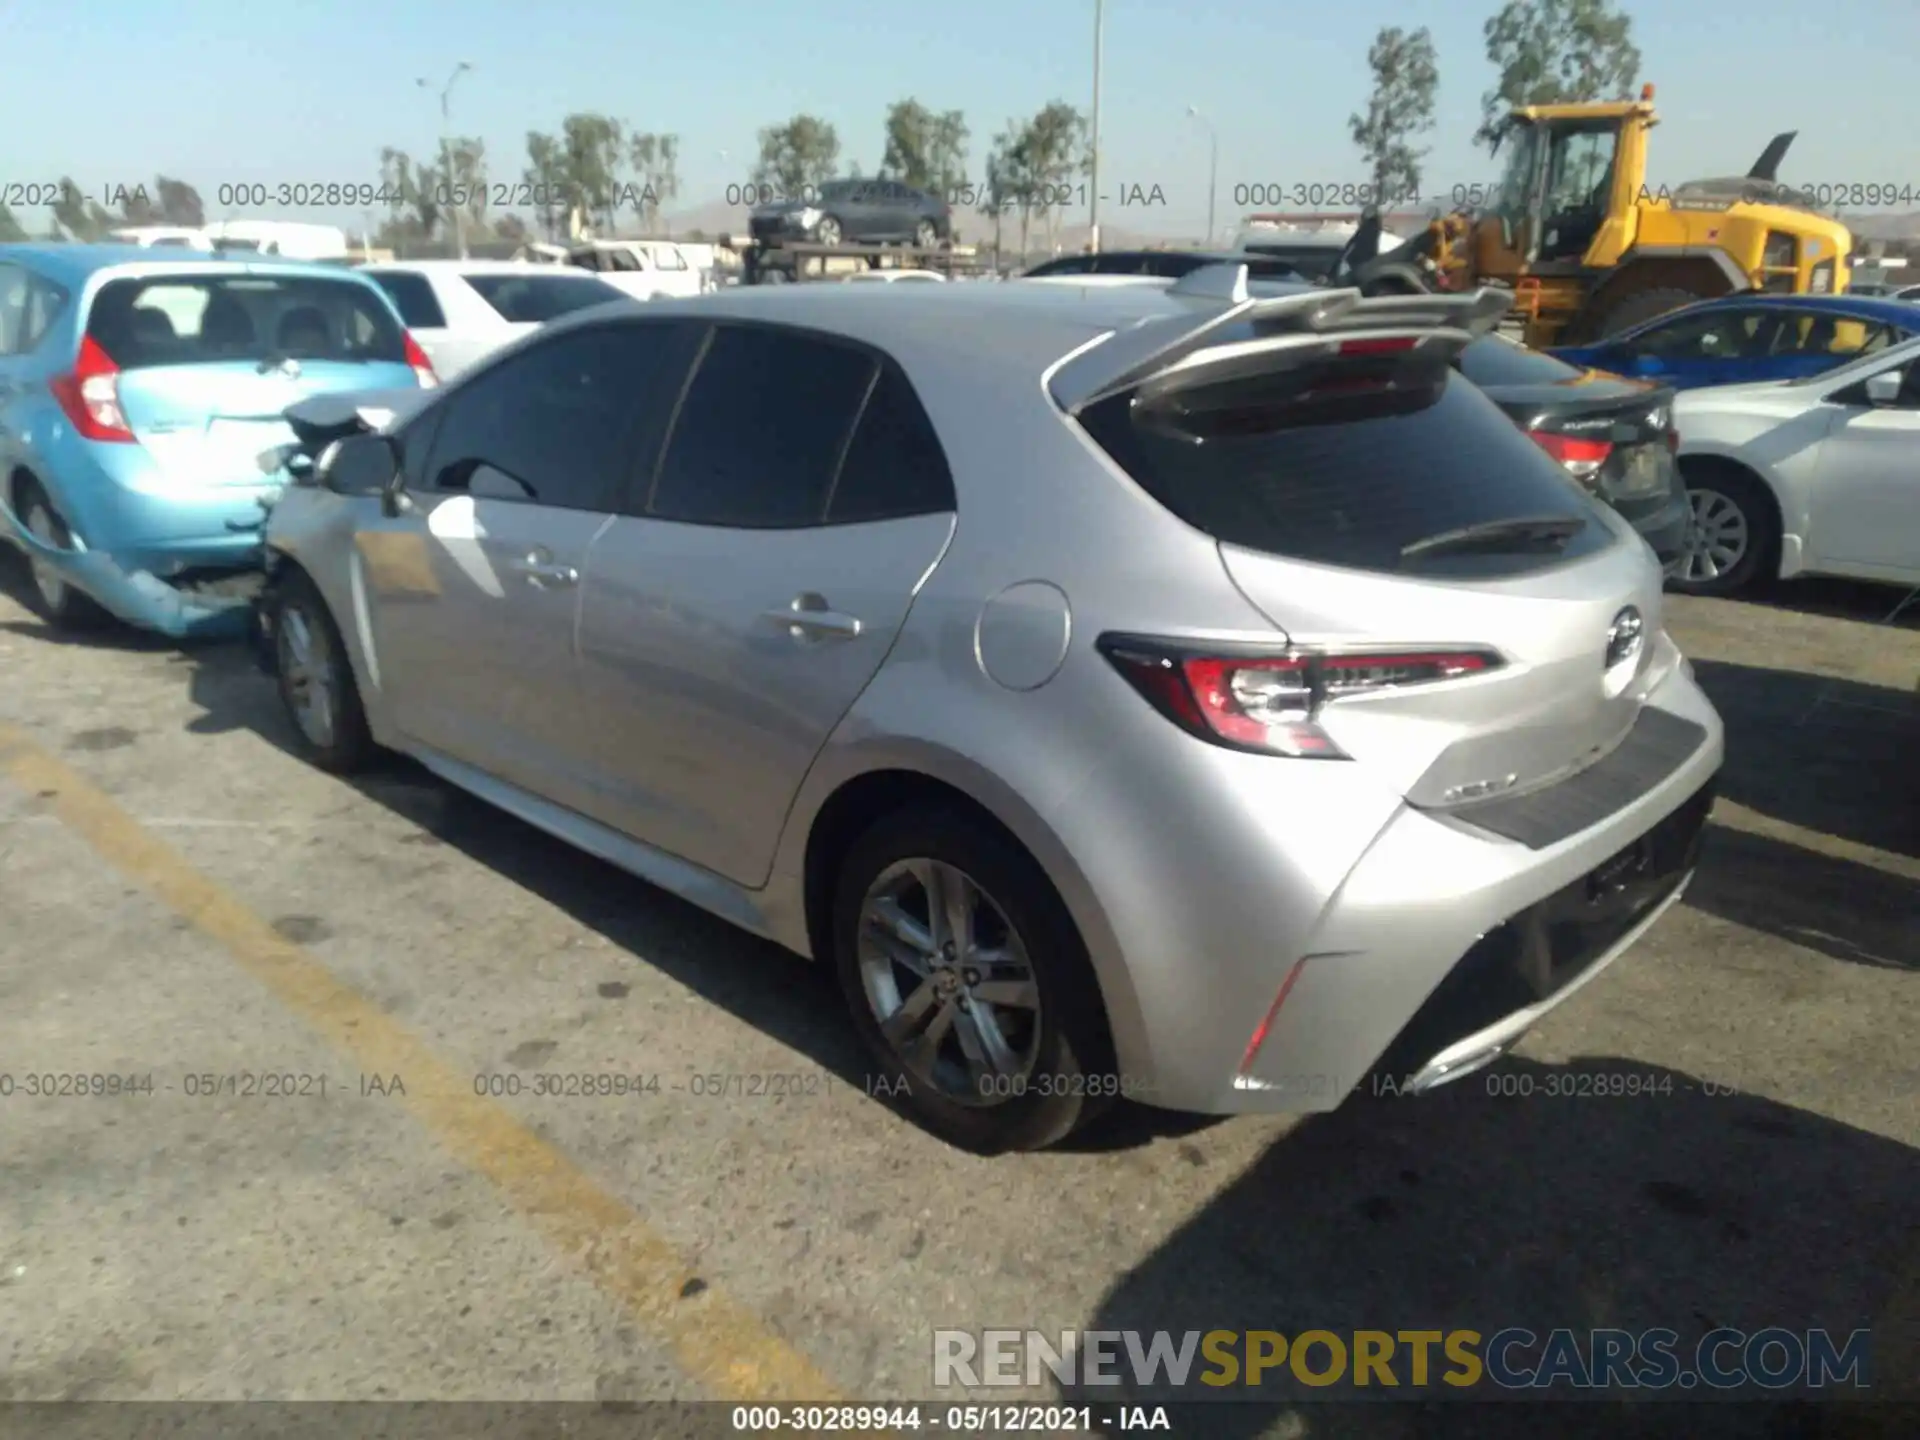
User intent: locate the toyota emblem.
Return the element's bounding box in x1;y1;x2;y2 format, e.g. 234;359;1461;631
1605;606;1645;669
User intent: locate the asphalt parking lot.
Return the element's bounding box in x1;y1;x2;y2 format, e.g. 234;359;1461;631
0;552;1915;1439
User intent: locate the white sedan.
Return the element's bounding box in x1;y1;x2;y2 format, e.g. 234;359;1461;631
1670;332;1920;598
358;261;634;378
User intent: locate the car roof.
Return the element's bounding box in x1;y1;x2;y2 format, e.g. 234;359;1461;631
1654;292;1920;330
363;260;601;277
555;277;1266;374
0;243;370;285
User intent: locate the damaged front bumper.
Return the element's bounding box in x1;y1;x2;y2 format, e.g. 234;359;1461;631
2;497;266;640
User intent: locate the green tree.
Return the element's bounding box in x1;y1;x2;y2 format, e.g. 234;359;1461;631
980;129;1027;258
524;131;567;239
440;136;488;236
880;99;969;198
154;176;206;227
1478;0;1641;149
627;132;682;234
378;149;423;234
0;204;27;242
561;112;626;234
1349;27;1440;204
1017;102;1087;252
49;178;114;241
753;114;840;196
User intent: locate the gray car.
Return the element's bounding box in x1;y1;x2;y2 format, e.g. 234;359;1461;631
257;268;1725;1152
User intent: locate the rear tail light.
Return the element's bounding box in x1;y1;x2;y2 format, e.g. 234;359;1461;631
1097;634;1502;759
1528;428;1612;483
403;330;439;388
1336;336;1421;356
48;335;136;443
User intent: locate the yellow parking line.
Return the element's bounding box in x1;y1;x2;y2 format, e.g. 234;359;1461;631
0;722;853;1406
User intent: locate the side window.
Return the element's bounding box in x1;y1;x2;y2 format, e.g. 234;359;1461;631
370;272;447;330
22;276;69;352
423;325;694;512
1634;310;1767;360
826;364;957;524
0;265;28;355
652;247;686;271
649;325;877;528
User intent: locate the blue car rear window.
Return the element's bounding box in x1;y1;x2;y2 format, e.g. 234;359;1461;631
86;274;407;370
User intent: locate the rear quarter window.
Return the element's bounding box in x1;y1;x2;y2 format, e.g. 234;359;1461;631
463;273;628;323
1078;367;1614;578
86;273;407;369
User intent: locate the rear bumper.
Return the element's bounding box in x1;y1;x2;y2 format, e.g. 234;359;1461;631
1054;659;1723;1115
2;441;272;637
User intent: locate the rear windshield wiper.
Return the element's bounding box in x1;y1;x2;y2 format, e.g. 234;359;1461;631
1399;515;1586;563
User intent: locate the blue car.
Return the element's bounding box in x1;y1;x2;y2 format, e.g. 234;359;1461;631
1550;293;1920;392
0;245;433;637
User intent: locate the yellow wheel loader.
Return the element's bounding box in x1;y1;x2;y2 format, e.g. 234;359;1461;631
1343;85;1853;348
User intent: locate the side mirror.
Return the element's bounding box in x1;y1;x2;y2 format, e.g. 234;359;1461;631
315;432;401;506
1864;369;1903;405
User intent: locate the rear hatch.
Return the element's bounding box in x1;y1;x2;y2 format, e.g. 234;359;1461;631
1456;336;1680;514
1065;283;1672;809
84;270;420;484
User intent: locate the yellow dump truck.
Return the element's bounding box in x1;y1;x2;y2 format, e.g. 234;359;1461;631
1351;85;1853;348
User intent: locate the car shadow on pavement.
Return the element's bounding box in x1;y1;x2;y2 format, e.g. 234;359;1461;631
1690;659;1919;862
1067;1055;1920;1440
173;640;1210;1150
1688;826;1917;971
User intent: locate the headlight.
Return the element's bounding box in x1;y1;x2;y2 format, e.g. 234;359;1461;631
796;207;822;227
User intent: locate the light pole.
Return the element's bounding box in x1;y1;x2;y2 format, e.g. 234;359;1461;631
418;61;473;258
1088;0;1103;253
1187;105;1217;246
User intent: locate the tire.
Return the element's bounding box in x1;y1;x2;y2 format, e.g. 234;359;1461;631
15;479;107;630
1593;285;1708;340
832;807;1118;1153
270;565;375;772
1670;460;1780;597
913;219;939;249
812;215;843;247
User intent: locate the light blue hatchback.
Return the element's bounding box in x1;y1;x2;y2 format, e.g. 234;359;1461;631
0;245;431;636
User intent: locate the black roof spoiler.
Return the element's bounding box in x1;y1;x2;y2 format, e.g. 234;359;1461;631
1048;270;1511;413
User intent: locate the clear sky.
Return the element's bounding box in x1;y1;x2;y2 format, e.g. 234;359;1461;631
3;0;1917;238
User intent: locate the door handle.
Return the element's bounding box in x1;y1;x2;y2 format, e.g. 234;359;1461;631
763;593;863;641
507;551;579;588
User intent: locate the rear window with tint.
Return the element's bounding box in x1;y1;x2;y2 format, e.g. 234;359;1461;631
369;271;447;329
464;273;629;323
1079;367;1614;577
87;274;406;370
1455;335;1588;386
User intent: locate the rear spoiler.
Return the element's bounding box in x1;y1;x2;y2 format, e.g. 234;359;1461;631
1048;269;1511;413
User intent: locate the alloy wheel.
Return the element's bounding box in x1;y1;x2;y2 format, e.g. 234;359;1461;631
277;601;338;749
1680;486;1750;585
814;217;842;246
856;858;1042;1106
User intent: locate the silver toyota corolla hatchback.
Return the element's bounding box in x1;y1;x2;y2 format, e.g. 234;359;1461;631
259;270;1724;1152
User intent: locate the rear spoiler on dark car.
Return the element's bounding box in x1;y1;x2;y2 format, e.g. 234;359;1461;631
1048;270;1511;413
